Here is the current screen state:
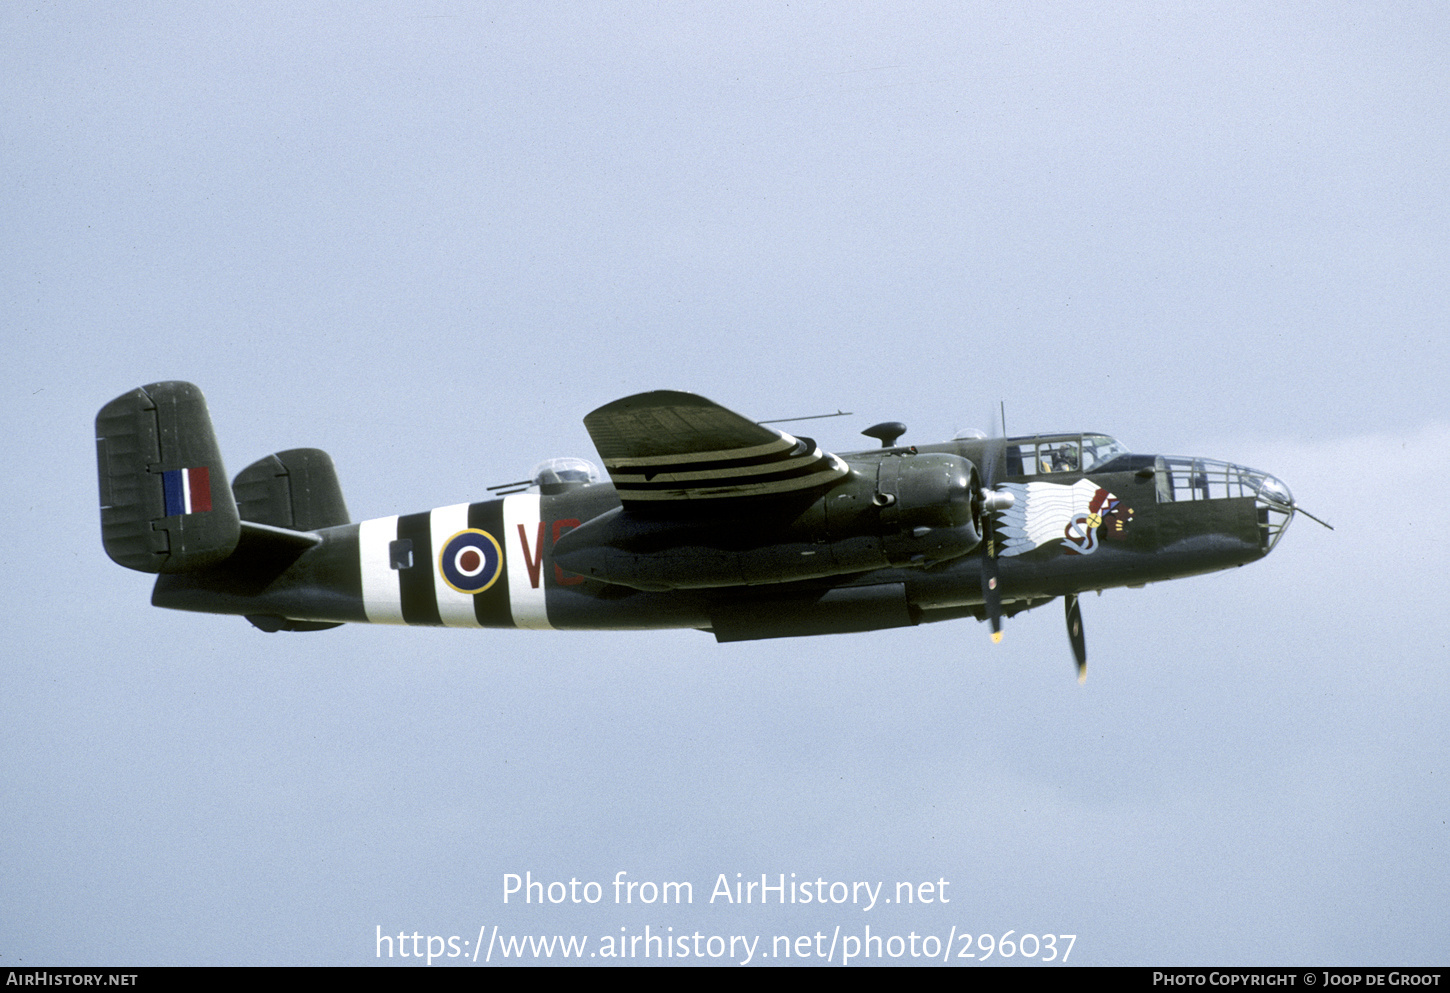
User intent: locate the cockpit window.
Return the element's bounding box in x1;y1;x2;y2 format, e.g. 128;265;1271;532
1008;440;1076;475
532;457;601;491
1156;457;1269;502
1081;435;1129;471
1045;442;1078;473
1006;440;1073;475
1005;434;1128;476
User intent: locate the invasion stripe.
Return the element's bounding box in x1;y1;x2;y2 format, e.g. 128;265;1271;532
602;434;796;468
469;500;515;628
608;450;830;484
358;515;405;624
617;457;849;500
397;511;442;626
614;455;837;488
503;494;552;629
603;445;808;476
431;503;483;628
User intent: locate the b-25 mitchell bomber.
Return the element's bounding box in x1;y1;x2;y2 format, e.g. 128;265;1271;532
96;383;1322;679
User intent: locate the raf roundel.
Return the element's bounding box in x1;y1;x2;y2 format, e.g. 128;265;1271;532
438;529;503;595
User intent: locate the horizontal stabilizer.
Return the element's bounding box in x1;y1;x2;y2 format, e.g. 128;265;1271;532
96;382;240;573
233;448;350;531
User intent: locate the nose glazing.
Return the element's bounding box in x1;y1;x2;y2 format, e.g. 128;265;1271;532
1248;469;1294;553
1256;473;1293;509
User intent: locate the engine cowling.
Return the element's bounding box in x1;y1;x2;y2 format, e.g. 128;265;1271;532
872;453;982;564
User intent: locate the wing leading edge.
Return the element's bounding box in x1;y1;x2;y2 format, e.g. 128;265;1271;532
583;391;848;507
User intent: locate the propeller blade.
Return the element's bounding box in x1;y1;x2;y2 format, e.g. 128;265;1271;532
979;415;1007;643
982;557;1003;643
1065;593;1087;683
981;436;1004;491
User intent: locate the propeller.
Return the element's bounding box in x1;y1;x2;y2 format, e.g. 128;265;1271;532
977;402;1090;681
1065;593;1087;683
979;404;1008;645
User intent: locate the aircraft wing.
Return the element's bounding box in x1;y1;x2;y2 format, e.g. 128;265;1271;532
583;391;849;508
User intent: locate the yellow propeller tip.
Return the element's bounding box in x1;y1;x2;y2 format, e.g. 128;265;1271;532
991;631;1003;644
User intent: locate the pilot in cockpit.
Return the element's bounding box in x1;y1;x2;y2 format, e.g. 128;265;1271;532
1039;444;1079;473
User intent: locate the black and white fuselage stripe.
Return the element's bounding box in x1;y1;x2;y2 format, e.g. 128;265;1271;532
605;431;848;502
431;503;483;627
356;495;550;628
502;494;551;629
359;515;405;624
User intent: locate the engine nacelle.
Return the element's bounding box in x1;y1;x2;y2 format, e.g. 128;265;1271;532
552;452;985;591
872;453;982;565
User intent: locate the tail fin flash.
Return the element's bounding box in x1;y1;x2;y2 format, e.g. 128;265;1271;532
96;382;241;573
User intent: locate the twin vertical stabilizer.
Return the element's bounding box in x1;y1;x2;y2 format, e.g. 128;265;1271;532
96;382;242;573
96;382;350;577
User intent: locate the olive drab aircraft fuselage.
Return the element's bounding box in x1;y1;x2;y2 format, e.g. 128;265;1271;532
96;383;1314;677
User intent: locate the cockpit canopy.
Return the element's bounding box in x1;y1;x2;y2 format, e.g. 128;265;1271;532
532;457;601;494
1006;434;1129;476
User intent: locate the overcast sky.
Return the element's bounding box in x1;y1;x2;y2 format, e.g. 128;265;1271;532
3;2;1447;966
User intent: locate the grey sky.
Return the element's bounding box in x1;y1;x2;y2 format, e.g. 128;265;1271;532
3;2;1446;965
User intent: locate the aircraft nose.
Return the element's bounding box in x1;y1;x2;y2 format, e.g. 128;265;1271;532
1250;470;1295;553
